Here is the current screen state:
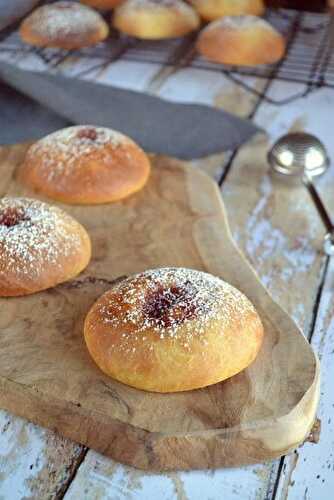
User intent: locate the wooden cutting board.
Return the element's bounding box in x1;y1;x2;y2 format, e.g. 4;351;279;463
0;144;319;471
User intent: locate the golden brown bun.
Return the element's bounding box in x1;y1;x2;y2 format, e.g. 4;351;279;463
19;126;151;205
189;0;265;20
81;0;124;8
0;197;91;297
19;2;109;49
197;16;286;66
84;268;264;392
113;0;200;39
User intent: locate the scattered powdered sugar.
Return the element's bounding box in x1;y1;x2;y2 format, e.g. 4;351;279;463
205;15;278;33
0;197;84;279
26;126;130;182
119;0;195;13
99;267;255;351
23;1;106;40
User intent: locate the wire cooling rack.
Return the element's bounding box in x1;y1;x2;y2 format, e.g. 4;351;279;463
0;6;333;104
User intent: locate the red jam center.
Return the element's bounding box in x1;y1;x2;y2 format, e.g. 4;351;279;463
143;285;195;327
76;128;98;141
0;207;27;227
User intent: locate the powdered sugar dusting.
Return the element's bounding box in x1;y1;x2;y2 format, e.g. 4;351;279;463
0;197;84;280
25;126;130;183
22;1;106;41
98;268;256;352
118;0;196;14
206;15;279;33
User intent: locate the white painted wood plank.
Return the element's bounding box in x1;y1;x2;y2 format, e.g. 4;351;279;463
223;80;334;500
65;452;278;500
224;80;334;331
266;83;334;500
156;70;269;179
0;410;84;499
155;69;264;115
274;258;334;500
78;61;163;92
153;69;268;181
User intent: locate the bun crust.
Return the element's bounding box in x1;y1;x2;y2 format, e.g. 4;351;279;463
84;268;264;392
80;0;124;8
113;0;200;39
0;197;91;297
197;16;286;66
19;126;151;205
20;2;109;49
189;0;265;20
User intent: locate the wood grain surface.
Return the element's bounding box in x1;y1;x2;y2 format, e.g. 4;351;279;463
0;143;319;471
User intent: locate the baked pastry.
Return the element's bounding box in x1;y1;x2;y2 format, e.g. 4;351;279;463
0;197;91;296
189;0;265;20
19;126;151;205
113;0;200;40
84;267;264;392
19;1;109;49
80;0;124;8
197;16;286;66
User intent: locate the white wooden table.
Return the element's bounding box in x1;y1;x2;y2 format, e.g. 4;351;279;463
0;11;334;499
